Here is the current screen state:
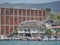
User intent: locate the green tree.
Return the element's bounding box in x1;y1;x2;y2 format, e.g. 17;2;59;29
13;30;18;36
45;29;52;40
45;29;51;35
47;13;60;20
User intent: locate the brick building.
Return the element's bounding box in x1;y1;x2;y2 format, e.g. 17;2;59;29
0;8;46;36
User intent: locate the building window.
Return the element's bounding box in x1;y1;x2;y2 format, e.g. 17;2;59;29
23;17;26;21
15;17;16;21
39;18;42;21
39;11;42;16
19;9;22;15
31;10;34;17
35;10;38;16
15;27;17;30
31;10;34;15
24;29;27;32
15;17;17;24
6;28;9;34
1;8;4;15
10;9;13;15
27;10;30;16
33;29;35;31
31;17;34;20
23;9;26;16
6;9;9;15
28;29;30;32
6;17;9;24
19;33;23;36
43;11;46;16
20;29;22;31
14;9;17;15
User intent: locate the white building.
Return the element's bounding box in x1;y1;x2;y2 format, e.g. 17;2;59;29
18;20;47;38
45;20;60;35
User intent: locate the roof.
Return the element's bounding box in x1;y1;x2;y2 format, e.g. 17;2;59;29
19;20;46;29
45;20;60;26
51;26;60;28
52;20;60;26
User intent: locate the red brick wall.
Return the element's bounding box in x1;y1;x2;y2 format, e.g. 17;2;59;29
1;26;4;35
0;8;46;35
1;16;4;24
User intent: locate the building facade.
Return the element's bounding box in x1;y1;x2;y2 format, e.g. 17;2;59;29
18;20;47;37
45;20;60;35
0;8;46;36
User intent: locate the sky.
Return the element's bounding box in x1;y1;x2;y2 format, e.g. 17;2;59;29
0;0;59;3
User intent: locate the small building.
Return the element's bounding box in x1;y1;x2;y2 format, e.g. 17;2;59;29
45;20;60;35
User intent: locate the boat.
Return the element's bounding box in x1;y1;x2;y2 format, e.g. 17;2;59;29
0;35;5;40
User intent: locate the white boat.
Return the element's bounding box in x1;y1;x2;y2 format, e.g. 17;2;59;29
0;35;10;40
0;35;5;40
57;37;60;41
49;37;56;41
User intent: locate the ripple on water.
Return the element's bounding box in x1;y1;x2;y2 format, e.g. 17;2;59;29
0;41;60;45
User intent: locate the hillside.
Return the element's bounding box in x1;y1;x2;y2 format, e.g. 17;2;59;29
0;1;60;13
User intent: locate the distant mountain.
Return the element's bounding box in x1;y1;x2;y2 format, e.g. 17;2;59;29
0;1;60;13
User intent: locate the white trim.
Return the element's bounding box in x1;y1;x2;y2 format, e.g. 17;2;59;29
42;10;43;21
0;9;1;35
38;10;39;21
0;13;44;18
26;9;27;20
9;8;10;16
0;14;23;16
5;9;6;35
9;13;10;35
33;10;35;20
22;9;23;22
13;9;14;32
9;8;10;35
4;9;6;35
18;10;19;26
1;15;43;17
34;10;35;20
16;9;18;25
0;25;18;26
29;10;31;19
17;9;19;25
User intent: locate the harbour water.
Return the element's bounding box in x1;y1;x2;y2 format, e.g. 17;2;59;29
0;41;60;45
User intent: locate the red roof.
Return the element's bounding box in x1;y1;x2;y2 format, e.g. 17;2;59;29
51;26;60;28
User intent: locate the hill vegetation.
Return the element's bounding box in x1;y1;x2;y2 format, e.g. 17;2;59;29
50;13;60;20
